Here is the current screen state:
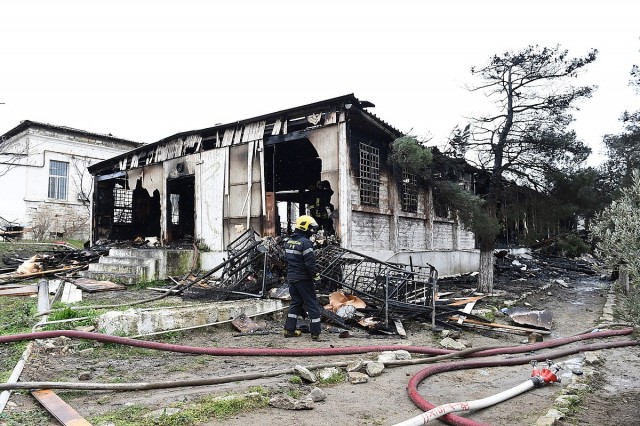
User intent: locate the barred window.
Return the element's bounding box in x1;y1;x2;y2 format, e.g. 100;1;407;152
113;188;133;223
48;160;68;200
401;171;418;213
359;143;379;206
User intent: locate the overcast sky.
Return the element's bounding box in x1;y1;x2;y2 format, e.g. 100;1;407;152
1;1;638;166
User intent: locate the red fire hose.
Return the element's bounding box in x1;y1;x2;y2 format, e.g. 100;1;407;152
0;328;632;357
406;338;638;426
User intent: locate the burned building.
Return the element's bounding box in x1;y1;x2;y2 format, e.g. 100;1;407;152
87;95;478;276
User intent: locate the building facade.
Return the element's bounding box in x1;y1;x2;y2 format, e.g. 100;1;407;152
88;95;478;274
0;121;142;240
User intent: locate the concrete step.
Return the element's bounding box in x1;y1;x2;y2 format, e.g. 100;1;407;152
79;271;138;285
109;248;167;259
98;256;158;280
107;248;195;279
88;262;149;280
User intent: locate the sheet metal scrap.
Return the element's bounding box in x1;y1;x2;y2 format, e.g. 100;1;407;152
503;307;554;330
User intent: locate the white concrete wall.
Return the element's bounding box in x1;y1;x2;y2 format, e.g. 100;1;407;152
0;127;138;239
196;149;226;251
389;249;480;277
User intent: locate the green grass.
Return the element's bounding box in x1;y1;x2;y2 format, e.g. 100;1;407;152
0;297;38;382
90;391;269;426
288;375;302;384
287;389;301;398
317;370;346;385
0;408;52;426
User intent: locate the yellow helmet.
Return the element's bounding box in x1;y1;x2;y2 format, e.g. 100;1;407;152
295;215;319;232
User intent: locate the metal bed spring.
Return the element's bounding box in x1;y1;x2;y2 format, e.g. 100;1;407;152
314;245;438;307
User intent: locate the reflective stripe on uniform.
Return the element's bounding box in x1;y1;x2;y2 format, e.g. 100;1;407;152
288;313;298;319
302;247;314;255
285;249;302;255
311;317;321;323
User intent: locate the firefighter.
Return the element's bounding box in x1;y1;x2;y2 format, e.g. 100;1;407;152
308;180;335;235
283;215;323;340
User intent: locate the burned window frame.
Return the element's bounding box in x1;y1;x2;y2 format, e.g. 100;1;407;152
401;170;418;213
432;186;451;219
113;187;133;224
48;160;68;200
359;142;380;207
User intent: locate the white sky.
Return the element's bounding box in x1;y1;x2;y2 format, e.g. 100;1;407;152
1;1;638;166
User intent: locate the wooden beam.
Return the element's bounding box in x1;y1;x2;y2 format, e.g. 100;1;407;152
0;286;38;297
449;316;552;335
31;389;92;426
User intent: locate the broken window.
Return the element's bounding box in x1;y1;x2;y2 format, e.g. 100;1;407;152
432;186;450;218
359;143;379;206
113;187;133;224
48;160;68;200
401;171;418;213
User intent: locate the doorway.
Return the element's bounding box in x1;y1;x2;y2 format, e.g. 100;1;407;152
264;138;321;235
166;175;195;242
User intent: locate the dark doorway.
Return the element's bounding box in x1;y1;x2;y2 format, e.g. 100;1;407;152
166;175;195;242
264;139;322;235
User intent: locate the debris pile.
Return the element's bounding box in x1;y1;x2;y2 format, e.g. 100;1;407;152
0;242;107;284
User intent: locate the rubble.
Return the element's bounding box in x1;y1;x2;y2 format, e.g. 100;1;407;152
269;395;314;410
294;365;317;383
347;372;369;384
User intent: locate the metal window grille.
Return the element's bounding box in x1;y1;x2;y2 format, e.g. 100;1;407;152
359;143;379;206
401;171;418;212
48;160;68;200
113;188;133;223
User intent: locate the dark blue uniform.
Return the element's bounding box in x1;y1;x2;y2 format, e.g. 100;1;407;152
284;230;322;337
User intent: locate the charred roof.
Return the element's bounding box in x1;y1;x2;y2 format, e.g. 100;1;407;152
88;94;404;175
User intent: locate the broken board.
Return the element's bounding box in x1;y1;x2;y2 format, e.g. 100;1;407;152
450;316;552;335
0;285;38;297
71;278;125;293
31;389;92;426
231;313;264;333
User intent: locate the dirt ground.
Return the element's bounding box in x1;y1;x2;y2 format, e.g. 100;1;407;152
2;257;639;426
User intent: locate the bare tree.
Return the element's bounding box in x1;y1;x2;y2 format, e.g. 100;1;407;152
464;45;597;293
70;155;95;213
0;135;27;178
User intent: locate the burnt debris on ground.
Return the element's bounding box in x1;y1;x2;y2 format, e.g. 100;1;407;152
1;228;601;338
168;228;600;337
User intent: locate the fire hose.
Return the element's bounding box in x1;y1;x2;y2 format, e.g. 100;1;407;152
0;328;634;394
0;327;633;357
395;360;563;426
401;338;638;426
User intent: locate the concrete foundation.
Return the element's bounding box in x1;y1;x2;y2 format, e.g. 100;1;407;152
97;299;284;336
388;250;480;277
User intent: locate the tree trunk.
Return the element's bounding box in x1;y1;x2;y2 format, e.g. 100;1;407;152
478;246;494;294
618;267;630;295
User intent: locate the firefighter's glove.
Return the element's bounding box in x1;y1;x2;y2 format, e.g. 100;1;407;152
313;273;321;288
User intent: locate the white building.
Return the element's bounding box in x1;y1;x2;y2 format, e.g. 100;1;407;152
0;120;142;240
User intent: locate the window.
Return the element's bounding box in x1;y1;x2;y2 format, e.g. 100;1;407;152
401;171;418;213
113;188;133;223
359;143;379;206
432;186;451;218
48;160;68;200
